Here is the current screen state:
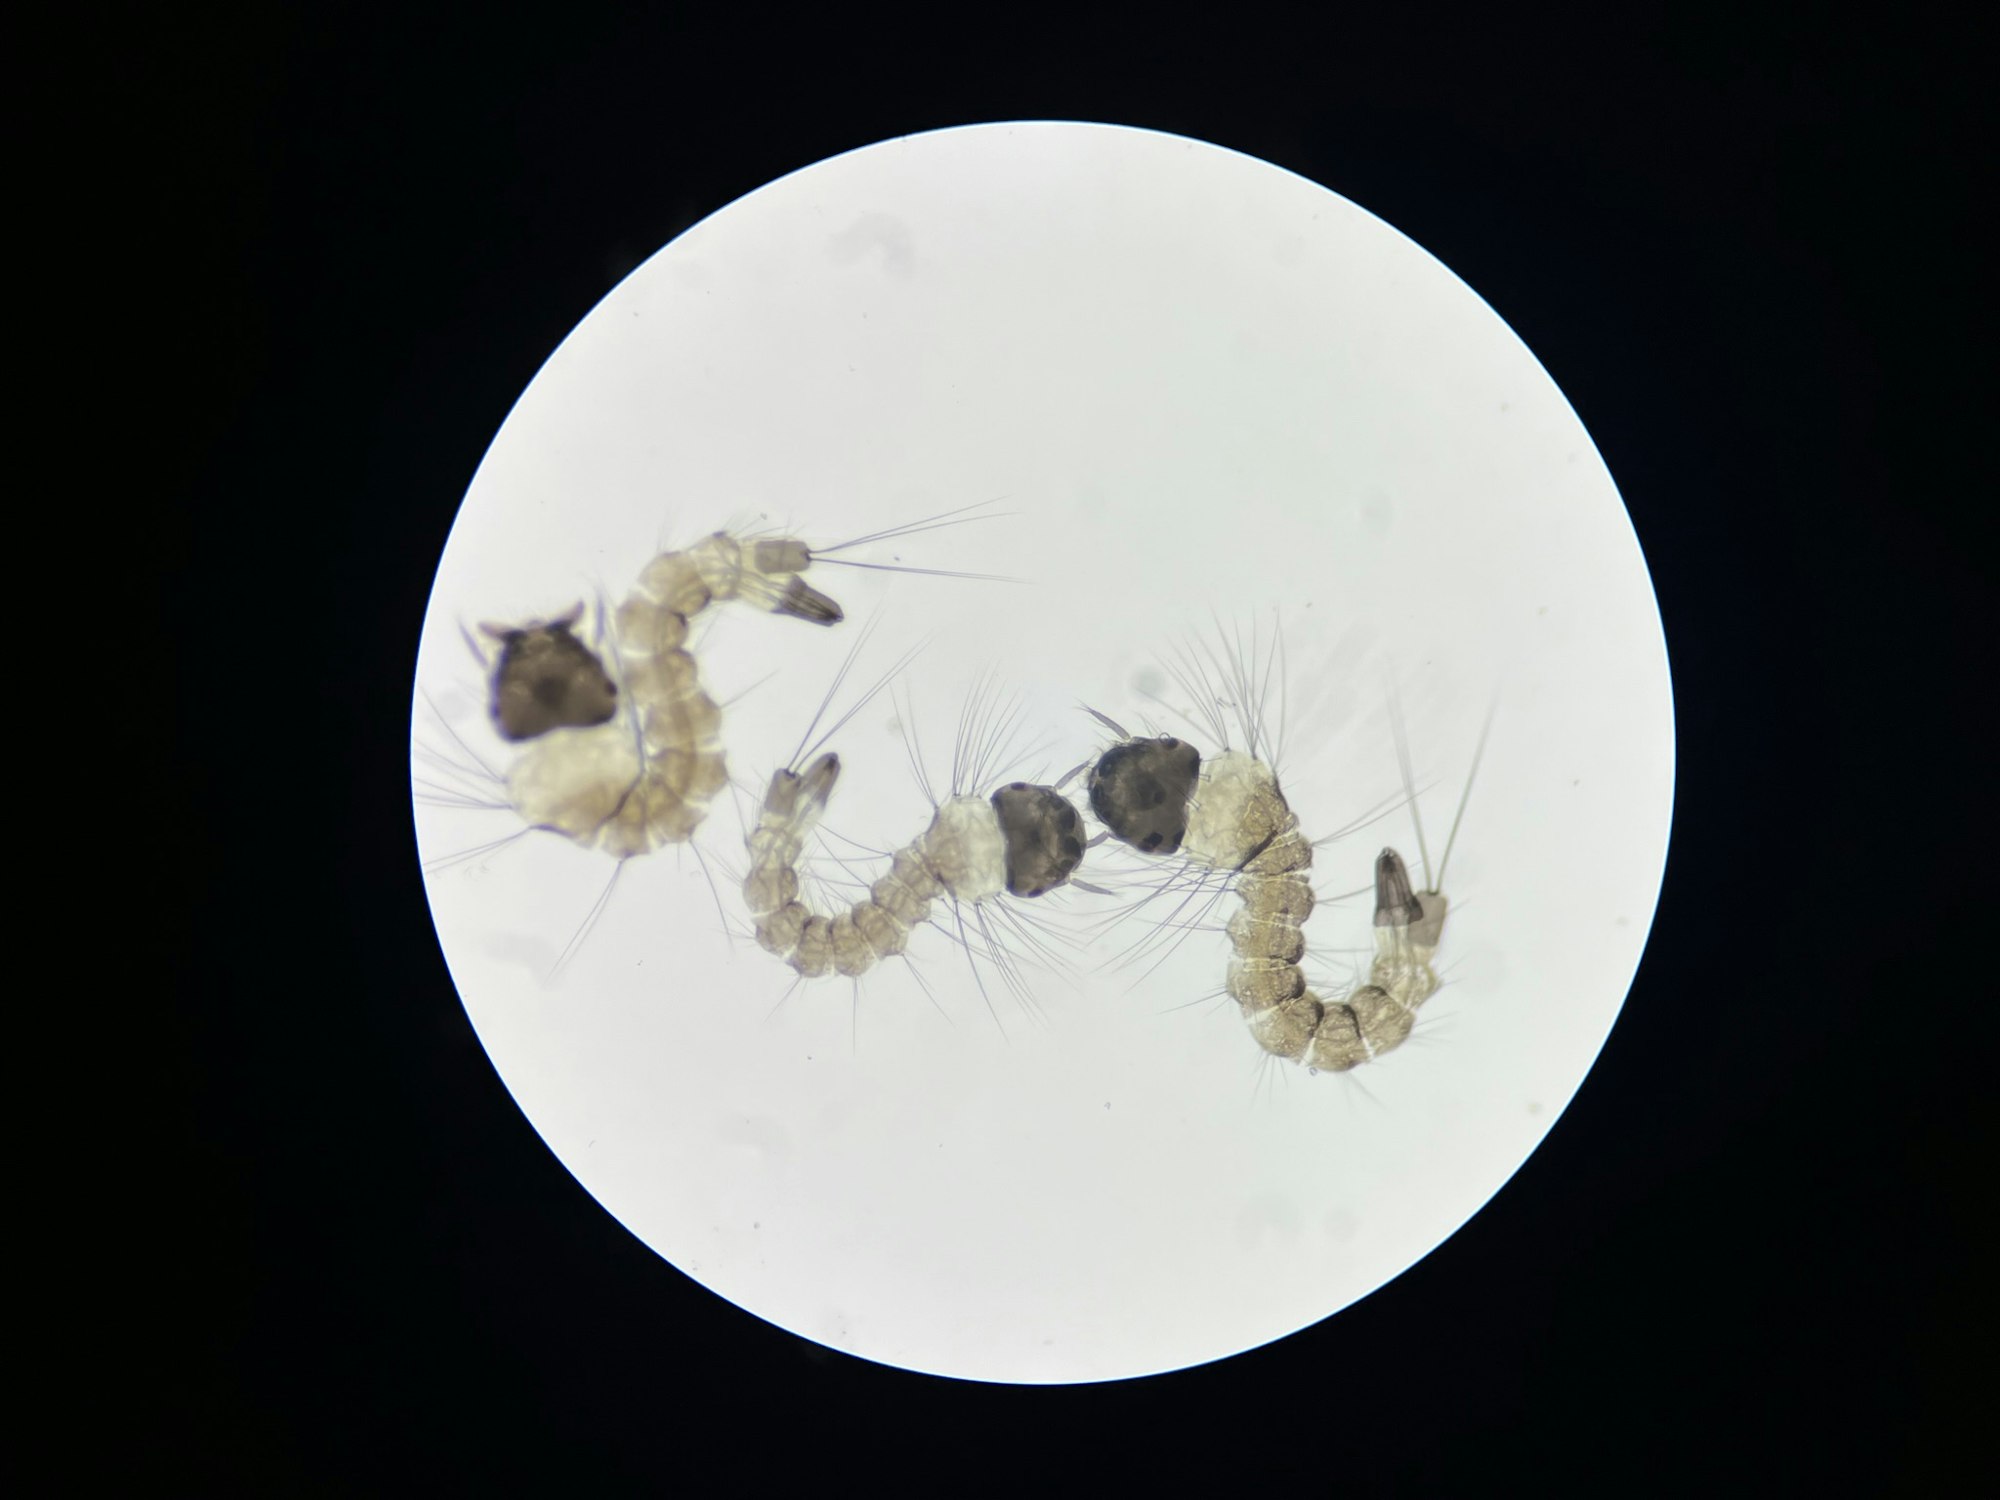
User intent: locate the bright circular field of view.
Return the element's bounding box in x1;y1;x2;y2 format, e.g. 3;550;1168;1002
411;121;1674;1383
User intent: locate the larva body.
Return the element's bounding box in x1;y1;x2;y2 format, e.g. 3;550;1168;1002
1088;683;1472;1073
416;500;1015;980
483;531;840;858
745;754;1087;982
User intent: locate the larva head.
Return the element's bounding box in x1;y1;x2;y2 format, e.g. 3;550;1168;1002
989;782;1087;898
1087;736;1201;855
482;607;619;742
1373;848;1448;945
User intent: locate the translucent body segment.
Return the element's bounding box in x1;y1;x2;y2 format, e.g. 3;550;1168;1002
615;594;692;655
828;913;874;976
506;734;726;857
915;798;1008;907
639;677;724;755
755;901;808;956
1182;751;1309;874
743;861;800;916
1237;870;1315;929
634;550;714;617
1246;993;1325;1060
1346;983;1417;1056
851;901;912;960
1225;908;1306;964
749;537;809;573
792;917;835;978
871;850;944;925
618;647;696;712
1226;956;1308;1008
1228;872;1313;964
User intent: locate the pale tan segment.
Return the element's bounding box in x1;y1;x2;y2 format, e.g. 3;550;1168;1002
852;901;911;961
741;754;995;982
1245;992;1326;1060
754;899;808;957
871;849;942;926
791;916;835;978
1183;751;1308;874
915;798;1009;906
506;732;726;858
1227;871;1312;964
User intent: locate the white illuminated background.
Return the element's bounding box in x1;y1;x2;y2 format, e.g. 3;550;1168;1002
410;122;1674;1383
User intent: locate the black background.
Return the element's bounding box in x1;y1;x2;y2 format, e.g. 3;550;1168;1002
102;3;1975;1489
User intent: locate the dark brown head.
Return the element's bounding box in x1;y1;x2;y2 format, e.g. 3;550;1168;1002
1087;735;1201;855
482;608;619;742
990;782;1086;898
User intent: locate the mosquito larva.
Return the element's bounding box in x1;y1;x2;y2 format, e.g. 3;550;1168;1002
457;504;1009;862
746;762;1086;975
478;530;848;859
743;670;1094;1020
1084;629;1485;1072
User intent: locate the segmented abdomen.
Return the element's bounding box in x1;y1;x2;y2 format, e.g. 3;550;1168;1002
745;784;955;981
1226;846;1443;1072
1170;751;1443;1072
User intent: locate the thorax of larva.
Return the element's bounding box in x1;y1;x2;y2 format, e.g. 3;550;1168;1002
1181;750;1309;875
917;795;1007;904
